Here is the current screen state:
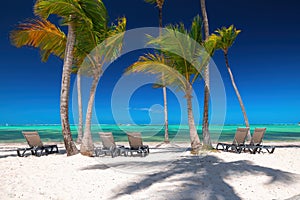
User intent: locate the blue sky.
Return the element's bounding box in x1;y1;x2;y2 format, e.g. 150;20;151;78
0;0;300;125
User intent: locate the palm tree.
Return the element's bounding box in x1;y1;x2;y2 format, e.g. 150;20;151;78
11;0;109;155
200;0;212;148
10;17;93;146
213;25;251;140
36;0;112;156
127;16;215;152
9;18;78;155
79;17;127;156
145;0;169;143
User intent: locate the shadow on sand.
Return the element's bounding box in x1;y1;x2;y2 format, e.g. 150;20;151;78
82;154;296;200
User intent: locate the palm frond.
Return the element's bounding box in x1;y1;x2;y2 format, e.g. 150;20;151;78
147;28;192;68
214;25;241;53
147;25;209;76
152;83;164;89
189;15;203;44
144;0;165;8
79;0;108;32
144;0;157;5
126;53;189;92
10;18;66;62
34;0;92;28
78;17;126;77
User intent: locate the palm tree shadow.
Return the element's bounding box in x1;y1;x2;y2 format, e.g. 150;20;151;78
109;154;295;200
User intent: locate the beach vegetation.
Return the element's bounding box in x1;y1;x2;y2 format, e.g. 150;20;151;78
211;25;251;140
126;15;218;152
10;0;114;156
144;0;170;143
200;0;212;149
79;17;126;156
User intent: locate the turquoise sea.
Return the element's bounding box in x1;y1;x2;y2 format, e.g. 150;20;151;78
0;124;299;143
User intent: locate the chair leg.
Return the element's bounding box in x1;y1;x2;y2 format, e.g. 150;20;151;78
111;151;114;158
35;149;41;157
44;148;49;156
51;145;57;153
225;145;232;152
237;147;243;154
17;149;21;157
17;149;26;157
265;146;275;153
216;143;224;150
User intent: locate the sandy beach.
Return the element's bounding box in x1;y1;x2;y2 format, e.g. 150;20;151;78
0;142;300;200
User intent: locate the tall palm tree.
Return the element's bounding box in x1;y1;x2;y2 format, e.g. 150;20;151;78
200;0;212;148
10;17;93;146
79;17;127;156
213;25;251;140
11;0;109;155
36;0;111;156
145;0;169;143
127;16;215;152
10;17;78;155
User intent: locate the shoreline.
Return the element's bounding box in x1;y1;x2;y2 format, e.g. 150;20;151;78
1;124;299;143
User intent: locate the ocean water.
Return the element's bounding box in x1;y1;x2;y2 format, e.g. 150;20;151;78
0;124;299;143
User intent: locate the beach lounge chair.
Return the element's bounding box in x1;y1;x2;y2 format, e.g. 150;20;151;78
126;132;149;157
96;132;127;158
216;127;249;153
17;131;58;157
244;128;275;154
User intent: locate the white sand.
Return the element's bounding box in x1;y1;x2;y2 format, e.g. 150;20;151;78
1;142;300;200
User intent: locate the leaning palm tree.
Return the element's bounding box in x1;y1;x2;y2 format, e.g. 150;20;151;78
35;0;110;156
213;25;251;140
127;16;216;152
9;17;78;155
79;17;127;156
10;18;92;146
11;0;109;156
145;0;169;143
200;0;212;148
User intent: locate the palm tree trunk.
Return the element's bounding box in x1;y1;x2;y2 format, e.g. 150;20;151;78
158;6;163;28
186;86;201;152
80;74;100;156
158;5;169;143
224;52;251;140
60;24;79;156
200;0;209;37
163;86;169;142
76;74;83;144
200;0;212;148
